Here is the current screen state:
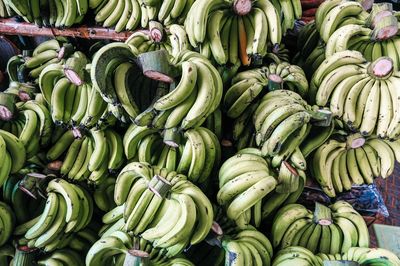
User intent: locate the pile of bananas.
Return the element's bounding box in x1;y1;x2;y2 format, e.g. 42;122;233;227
4;0;88;27
272;201;369;254
2;0;400;264
272;246;400;266
124;126;221;184
311;136;400;197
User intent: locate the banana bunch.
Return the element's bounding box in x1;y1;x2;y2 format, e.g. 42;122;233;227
4;0;88;27
86;231;174;266
0;129;26;186
126;24;190;58
221;227;273;266
315;0;368;43
124;126;221;184
185;0;282;65
0;202;15;246
218;148;306;227
0;0;13;17
265;43;291;63
137;51;223;130
40;62;112;128
271;201;369;254
273;246;400;266
271;0;303;33
272;246;323;266
103;162;213;256
46;128;125;184
224;62;309;119
93;177;116;212
1;99;54;157
20;179;93;252
37;249;84;266
311;136;400;197
312;51;400;139
22;40;72;81
0;245;14;265
318;247;400;265
252;90;313;159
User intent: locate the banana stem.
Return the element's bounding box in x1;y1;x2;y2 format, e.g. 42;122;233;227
232;0;252;16
306;109;333;127
268;74;283;91
149;21;165;43
18;84;36;101
148;175;172;198
0;92;16;121
368;57;393;78
64;53;88;86
371;15;398;40
57;43;74;60
313;202;332;225
163;127;181;148
205;221;224;247
123;250;150;266
346;133;365;149
137;50;175;83
13;246;37;266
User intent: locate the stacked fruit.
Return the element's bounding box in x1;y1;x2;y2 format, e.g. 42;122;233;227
272;246;400;265
271;201;369;254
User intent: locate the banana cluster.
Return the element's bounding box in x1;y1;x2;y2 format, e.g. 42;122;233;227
315;0;368;43
0;99;53;158
311;136;400;197
312;51;400;139
126;24;190;58
272;201;369;254
125;126;221;184
86;230;193;266
17;179;93;252
103;162;213;256
0;130;26;186
47;128;125;184
38;249;84;266
137;51;223;130
317;1;400;69
93;177;116;212
218;148;306;227
253;90;312;158
185;0;283;65
222;228;273;266
225;62;309;119
0;202;15;246
272;246;400;266
4;0;88;27
91;0;194;32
